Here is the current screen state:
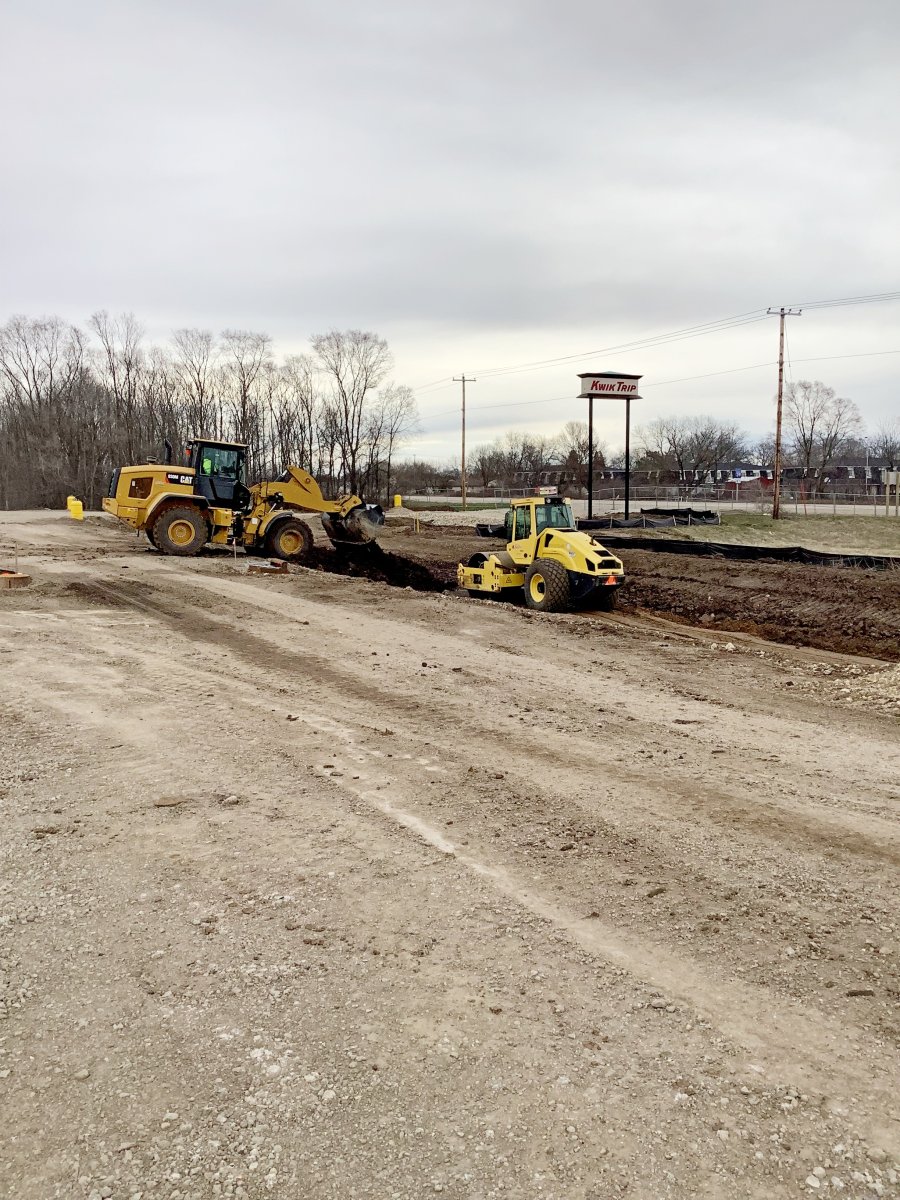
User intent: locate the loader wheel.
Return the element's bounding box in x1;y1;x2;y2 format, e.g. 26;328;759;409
524;559;570;612
264;518;313;562
151;506;208;557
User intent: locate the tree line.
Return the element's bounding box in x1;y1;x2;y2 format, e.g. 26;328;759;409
0;314;418;509
636;385;898;493
405;387;899;496
2;310;897;509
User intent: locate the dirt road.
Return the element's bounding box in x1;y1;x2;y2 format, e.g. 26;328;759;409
1;513;899;1199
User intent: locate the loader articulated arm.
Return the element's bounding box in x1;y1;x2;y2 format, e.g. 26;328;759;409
252;466;363;517
251;466;385;545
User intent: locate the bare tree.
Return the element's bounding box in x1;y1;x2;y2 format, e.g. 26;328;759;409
471;444;503;490
220;329;273;473
0;312;411;508
636;415;746;484
636;416;693;480
558;419;606;489
753;435;777;469
311;330;392;493
363;383;419;498
785;380;862;494
394;459;454;494
0;316;89;507
687;418;748;484
89;311;144;460
870;419;900;469
172;328;218;441
277;354;321;475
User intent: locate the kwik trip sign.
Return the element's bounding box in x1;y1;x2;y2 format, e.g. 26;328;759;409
577;372;642;398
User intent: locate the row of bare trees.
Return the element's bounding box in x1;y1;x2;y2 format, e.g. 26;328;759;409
0;314;418;509
467;418;746;491
635;385;899;493
407;385;897;496
635;415;750;483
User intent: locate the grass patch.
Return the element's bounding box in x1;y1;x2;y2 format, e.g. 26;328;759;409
639;512;900;556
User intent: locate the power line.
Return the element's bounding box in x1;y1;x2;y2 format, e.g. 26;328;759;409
791;290;900;310
416;347;900;430
410;289;900;396
474;312;771;380
792;348;900;363
411;374;454;393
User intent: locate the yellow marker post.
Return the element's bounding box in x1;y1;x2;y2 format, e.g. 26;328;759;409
393;494;402;508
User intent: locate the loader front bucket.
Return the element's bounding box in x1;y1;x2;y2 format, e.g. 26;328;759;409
322;504;385;546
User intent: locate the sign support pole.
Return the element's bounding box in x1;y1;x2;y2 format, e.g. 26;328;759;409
587;396;594;519
624;395;631;520
576;372;642;524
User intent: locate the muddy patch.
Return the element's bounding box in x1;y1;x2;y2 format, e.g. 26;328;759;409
307;544;453;592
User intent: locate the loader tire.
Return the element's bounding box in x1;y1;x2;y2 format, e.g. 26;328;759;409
524;559;570;612
264;518;313;562
151;506;208;557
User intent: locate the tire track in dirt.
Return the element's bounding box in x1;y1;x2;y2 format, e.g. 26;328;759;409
14;561;899;1158
102;567;900;859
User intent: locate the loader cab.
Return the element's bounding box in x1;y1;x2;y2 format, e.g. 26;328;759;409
185;439;249;510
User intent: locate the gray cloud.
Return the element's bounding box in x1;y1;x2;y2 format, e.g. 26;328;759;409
1;0;898;450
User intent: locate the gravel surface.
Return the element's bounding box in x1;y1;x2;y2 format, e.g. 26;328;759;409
1;511;898;1199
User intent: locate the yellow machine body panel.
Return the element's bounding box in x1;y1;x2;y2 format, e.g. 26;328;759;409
102;441;385;560
457;495;624;612
102;466;199;527
457;555;525;594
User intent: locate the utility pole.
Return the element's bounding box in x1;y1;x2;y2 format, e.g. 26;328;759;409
767;307;801;519
453;375;475;509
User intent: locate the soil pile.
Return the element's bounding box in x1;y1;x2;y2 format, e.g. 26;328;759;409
620;550;900;660
373;526;900;661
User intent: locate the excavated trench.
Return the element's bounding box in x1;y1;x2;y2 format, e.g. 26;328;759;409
306;544;453;592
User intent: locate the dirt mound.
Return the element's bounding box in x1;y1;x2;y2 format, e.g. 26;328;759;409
373;525;900;661
619;550;900;661
307;543;452;592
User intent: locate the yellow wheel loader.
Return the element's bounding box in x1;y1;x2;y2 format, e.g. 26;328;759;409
102;437;384;560
457;495;624;613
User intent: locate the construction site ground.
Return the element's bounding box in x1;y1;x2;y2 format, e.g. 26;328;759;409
377;519;900;662
1;511;899;1200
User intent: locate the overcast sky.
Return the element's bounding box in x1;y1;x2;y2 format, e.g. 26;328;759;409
2;0;898;459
